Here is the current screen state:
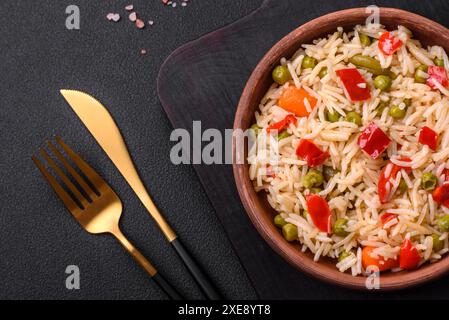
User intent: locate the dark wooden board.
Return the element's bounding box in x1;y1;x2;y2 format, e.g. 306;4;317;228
158;0;449;299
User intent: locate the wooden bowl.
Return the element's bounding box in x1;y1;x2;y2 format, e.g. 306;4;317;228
233;7;449;290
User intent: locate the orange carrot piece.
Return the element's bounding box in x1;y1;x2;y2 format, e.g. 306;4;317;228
362;246;399;272
278;86;317;117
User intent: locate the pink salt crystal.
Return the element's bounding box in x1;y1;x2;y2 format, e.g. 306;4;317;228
129;12;137;22
140;49;147;55
135;19;145;29
111;13;120;22
125;4;134;11
106;13;114;21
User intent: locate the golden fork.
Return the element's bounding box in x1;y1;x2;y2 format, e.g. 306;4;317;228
60;89;221;300
32;136;182;300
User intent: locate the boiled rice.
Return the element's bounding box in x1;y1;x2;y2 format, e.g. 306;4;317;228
249;24;449;276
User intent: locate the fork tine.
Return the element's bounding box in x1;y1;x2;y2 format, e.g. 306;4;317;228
47;140;98;199
55;136;107;193
32;155;80;213
39;148;89;208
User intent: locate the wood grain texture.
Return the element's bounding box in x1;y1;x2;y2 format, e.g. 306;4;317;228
158;0;449;298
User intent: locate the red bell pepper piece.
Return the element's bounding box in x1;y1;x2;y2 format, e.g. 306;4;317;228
358;122;391;159
266;114;297;133
380;212;398;227
378;157;412;204
378;32;403;55
296;139;330;168
442;168;449;182
427;66;448;90
419;126;438;150
306;194;332;233
433;172;449;207
433;184;449;208
399;239;420;270
336;68;371;102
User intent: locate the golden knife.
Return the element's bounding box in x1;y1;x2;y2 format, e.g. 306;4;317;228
60;89;221;300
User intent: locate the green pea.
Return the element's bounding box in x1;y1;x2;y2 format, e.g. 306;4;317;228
398;179;408;194
437;215;449;231
432;234;444;252
318;67;328;78
282;223;298;242
422;172;437;191
416;64;428;72
272;65;292;85
310;187;322;194
414;64;428;84
302;56;317;69
302;169;324;189
274;214;286;228
276;130;291;141
333;218;349;237
325;110;340;123
434;58;445;67
389;105;406;119
349;54;383;75
338;251;352;262
359;34;371;47
302;210;309;219
345;111;362;126
374;75;392;91
387;70;398;80
323;166;337;181
375;101;387;116
403;98;412;107
250;123;260;135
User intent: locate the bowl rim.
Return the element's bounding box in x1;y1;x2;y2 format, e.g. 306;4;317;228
232;7;449;290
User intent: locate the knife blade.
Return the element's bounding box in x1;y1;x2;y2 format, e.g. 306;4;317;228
60;89;221;300
60;89;176;241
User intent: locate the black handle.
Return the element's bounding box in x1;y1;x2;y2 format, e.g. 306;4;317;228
171;238;222;300
152;272;183;300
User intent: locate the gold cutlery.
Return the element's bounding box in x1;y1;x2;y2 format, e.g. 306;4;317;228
60;89;221;300
32;137;182;300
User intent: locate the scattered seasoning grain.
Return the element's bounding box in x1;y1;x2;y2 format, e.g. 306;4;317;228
135;19;145;29
140;49;147;55
164;1;189;8
129;12;137;22
106;13;120;22
106;0;192;37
